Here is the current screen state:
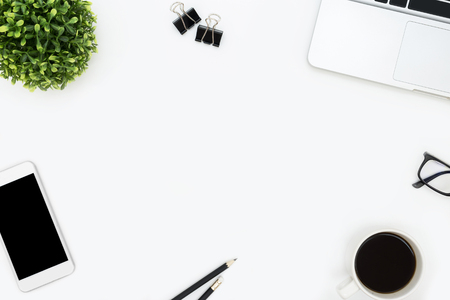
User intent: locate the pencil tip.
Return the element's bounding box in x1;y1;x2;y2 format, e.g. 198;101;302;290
226;259;237;267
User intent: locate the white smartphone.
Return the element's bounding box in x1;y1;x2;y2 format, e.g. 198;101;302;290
0;162;74;292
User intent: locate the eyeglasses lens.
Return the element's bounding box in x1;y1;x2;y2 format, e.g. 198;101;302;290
420;159;450;194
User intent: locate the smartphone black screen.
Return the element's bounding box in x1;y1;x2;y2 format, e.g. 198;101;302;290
0;174;68;280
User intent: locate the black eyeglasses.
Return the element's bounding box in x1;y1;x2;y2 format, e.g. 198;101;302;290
413;152;450;196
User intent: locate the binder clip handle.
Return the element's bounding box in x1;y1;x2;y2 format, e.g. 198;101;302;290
207;14;221;28
201;14;221;44
170;2;196;31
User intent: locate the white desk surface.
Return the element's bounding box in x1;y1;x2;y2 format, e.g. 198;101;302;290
1;0;450;299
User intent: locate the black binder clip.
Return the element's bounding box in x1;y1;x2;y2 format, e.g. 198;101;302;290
195;14;223;47
170;2;201;35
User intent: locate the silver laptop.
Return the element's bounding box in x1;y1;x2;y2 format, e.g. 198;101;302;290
309;0;450;99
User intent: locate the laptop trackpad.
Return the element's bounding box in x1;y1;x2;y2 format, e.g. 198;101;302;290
394;22;450;94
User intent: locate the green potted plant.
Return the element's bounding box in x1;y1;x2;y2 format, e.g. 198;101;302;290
0;0;97;91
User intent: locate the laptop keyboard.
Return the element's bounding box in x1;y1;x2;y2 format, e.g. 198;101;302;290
374;0;450;19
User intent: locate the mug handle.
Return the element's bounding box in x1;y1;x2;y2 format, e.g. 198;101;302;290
336;277;359;299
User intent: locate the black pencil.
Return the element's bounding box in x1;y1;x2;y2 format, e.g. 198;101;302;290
198;277;224;300
171;259;236;300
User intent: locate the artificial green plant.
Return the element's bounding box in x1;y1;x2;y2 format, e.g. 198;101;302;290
0;0;97;91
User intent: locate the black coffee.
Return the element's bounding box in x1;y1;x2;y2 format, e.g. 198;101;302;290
355;232;416;294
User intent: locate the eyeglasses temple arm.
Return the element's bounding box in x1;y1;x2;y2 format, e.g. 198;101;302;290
412;170;450;189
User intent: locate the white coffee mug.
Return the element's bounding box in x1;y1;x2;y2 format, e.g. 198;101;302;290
337;229;424;300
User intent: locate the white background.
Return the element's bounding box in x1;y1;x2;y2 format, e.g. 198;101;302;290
1;0;450;299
